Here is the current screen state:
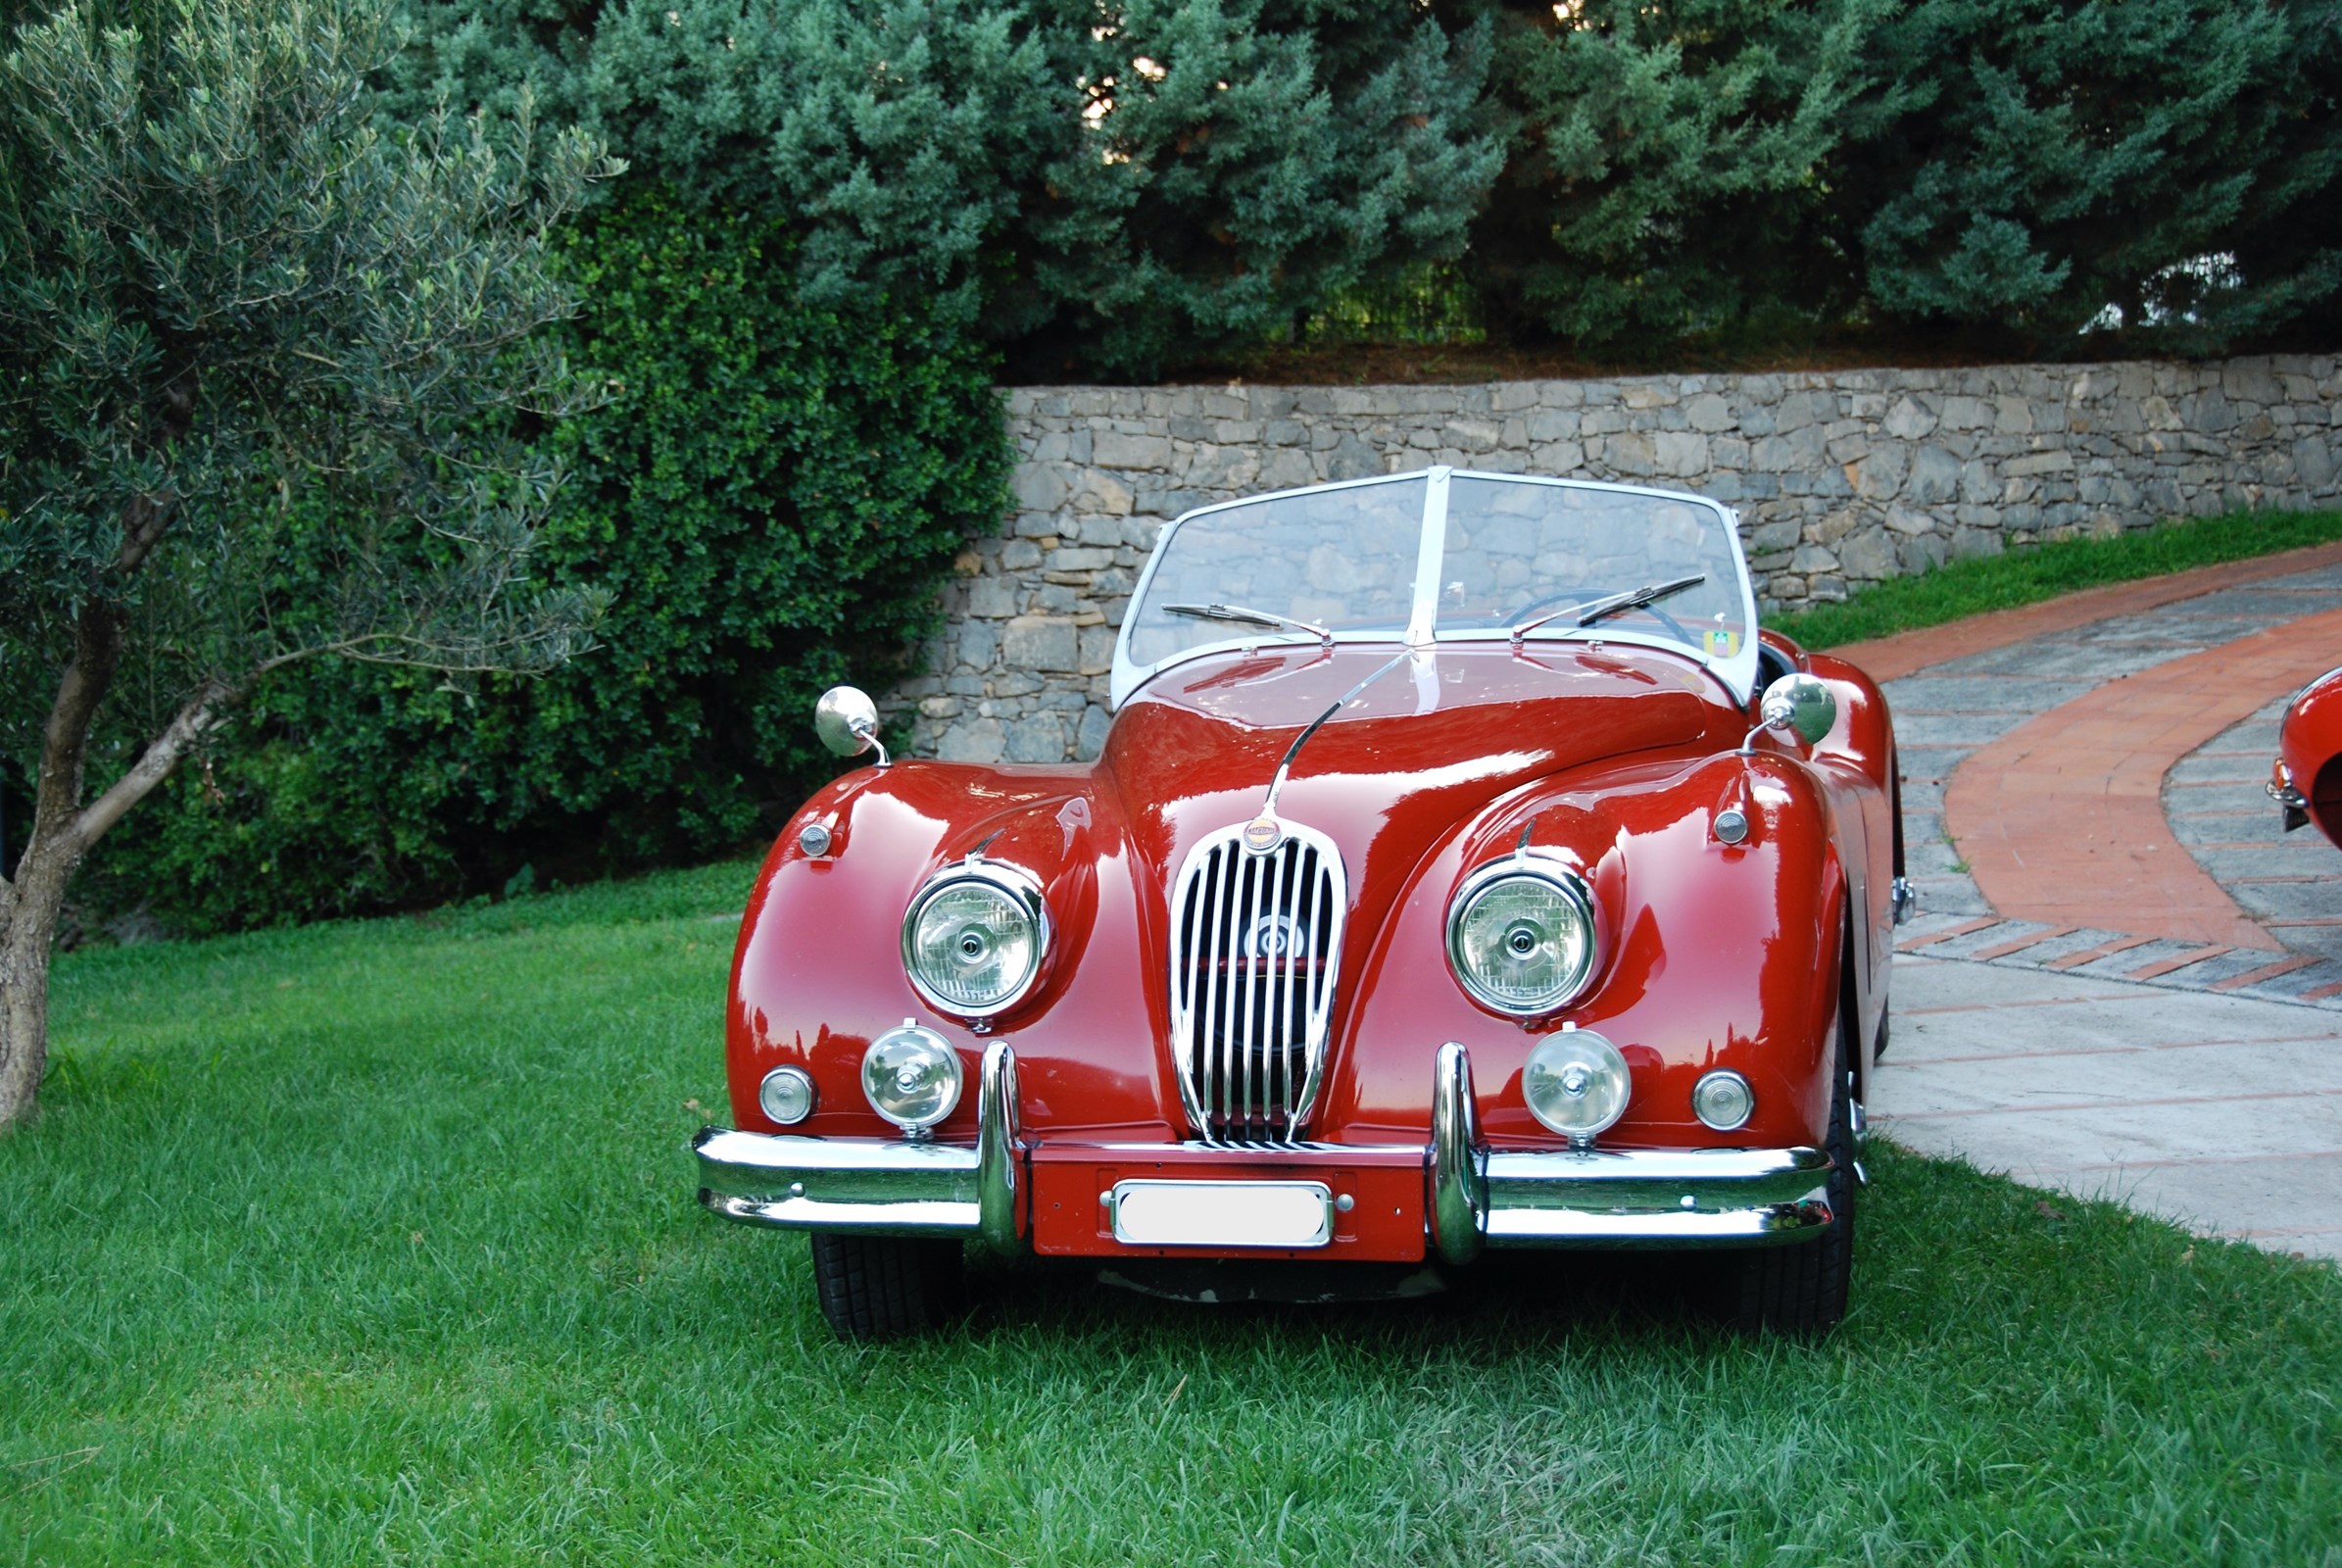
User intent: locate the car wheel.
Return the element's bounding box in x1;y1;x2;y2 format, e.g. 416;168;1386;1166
1731;1006;1855;1338
809;1234;966;1341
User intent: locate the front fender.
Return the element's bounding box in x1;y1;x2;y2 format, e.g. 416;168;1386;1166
1318;751;1849;1152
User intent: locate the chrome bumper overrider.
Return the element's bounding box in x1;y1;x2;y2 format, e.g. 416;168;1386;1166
694;1040;1834;1259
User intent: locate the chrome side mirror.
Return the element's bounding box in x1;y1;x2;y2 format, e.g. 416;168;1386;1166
1742;673;1836;753
814;685;891;767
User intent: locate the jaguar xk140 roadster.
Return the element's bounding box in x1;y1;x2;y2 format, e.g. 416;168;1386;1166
695;468;1908;1337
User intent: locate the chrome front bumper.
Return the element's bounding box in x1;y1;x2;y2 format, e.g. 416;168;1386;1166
694;1040;1834;1259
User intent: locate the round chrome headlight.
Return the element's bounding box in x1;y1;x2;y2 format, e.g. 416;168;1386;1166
1522;1027;1631;1141
901;863;1047;1016
861;1022;963;1132
1691;1069;1754;1132
1445;860;1600;1015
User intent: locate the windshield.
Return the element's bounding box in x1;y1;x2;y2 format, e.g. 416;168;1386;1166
1115;469;1757;705
1121;476;1427;667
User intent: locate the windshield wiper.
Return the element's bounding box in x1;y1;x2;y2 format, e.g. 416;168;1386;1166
1163;602;1333;647
1508;573;1707;649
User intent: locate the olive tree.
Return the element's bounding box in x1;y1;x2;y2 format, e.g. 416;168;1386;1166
0;0;615;1128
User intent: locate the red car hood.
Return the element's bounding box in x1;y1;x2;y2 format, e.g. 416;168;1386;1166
1099;642;1727;917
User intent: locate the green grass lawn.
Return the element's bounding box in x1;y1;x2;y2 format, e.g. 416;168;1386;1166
4;863;2340;1565
1776;508;2342;649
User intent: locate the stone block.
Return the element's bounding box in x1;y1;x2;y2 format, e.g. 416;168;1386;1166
1078;625;1117;675
1095;431;1173;470
1848;445;1908;500
1904;445;1961;504
1002;615;1079;671
1003;713;1068;763
1839;527;1896;580
2294;435;2335;491
1751;426;1827;470
1684;392;1735;432
1882;396;1938;440
1068;469;1136;514
956;618;1000;669
1601;431;1656;476
1011;465;1070;512
966;577;1020;618
1653;430;1711;476
1075;705;1112;760
937;717;1006;764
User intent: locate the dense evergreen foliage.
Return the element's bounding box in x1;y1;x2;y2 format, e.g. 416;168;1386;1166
24;0;2342;940
1459;0;2342;352
74;189;1008;933
386;0;1507;377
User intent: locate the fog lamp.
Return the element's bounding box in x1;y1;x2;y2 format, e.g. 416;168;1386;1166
757;1065;816;1125
1522;1026;1630;1142
1691;1069;1754;1132
861;1022;962;1133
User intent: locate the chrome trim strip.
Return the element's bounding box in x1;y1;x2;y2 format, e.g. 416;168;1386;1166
697;1042;1027;1247
1428;1041;1487;1266
1258;650;1412;818
1407;466;1449;647
1482;1146;1831;1249
695;1126;982;1236
976;1041;1025;1250
1430;1042;1831;1253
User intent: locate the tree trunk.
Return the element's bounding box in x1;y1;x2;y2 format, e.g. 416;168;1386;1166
0;570;222;1131
0;841;78;1130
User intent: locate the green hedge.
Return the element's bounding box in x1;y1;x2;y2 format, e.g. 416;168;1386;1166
76;188;1009;934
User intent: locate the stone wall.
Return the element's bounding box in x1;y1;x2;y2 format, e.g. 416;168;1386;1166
898;355;2341;764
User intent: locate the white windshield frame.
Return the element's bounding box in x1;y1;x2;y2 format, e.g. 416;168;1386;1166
1110;466;1761;709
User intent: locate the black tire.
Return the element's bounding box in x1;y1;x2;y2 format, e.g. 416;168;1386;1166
1732;1007;1856;1338
809;1234;966;1341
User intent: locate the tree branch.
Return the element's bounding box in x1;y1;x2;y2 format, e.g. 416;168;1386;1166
31;600;126;858
71;676;232;852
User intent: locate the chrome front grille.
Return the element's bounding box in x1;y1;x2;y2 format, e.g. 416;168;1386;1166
1167;821;1346;1143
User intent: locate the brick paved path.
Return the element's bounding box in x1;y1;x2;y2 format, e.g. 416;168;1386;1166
1838;544;2342;1008
1845;545;2342;1259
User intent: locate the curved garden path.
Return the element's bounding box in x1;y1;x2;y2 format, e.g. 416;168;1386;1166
1844;543;2342;1260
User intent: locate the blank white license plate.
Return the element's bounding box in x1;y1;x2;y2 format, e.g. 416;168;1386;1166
1110;1180;1333;1249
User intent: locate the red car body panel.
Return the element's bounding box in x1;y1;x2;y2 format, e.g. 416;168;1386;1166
2277;665;2342;847
723;633;1897;1262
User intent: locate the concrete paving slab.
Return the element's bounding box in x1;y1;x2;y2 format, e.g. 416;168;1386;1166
1876;954;2342;1259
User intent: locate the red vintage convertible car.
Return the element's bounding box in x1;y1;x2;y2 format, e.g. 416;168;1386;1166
696;469;1907;1338
2271;664;2342;847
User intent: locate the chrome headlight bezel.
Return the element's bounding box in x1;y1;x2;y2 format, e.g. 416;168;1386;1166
1444;858;1602;1017
899;860;1050;1018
